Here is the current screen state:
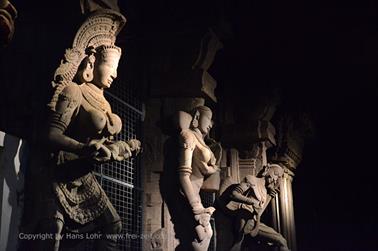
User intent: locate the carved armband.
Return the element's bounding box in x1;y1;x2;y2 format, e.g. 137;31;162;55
178;165;192;174
49;84;81;132
49;111;69;132
178;130;196;174
179;130;195;151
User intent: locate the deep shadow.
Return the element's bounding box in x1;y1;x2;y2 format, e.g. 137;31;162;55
159;135;199;251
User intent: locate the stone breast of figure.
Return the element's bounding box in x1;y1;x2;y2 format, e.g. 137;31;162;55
184;129;216;177
74;83;122;139
192;141;214;175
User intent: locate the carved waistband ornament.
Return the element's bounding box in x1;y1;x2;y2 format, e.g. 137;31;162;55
48;9;126;111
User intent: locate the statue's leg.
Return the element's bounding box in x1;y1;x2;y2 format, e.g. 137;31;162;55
230;217;246;251
94;203;122;251
35;217;64;251
257;223;290;251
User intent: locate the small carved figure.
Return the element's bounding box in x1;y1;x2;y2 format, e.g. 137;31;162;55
177;106;221;251
35;10;141;251
216;164;290;251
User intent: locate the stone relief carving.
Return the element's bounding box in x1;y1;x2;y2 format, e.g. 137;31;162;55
216;164;290;251
33;10;141;251
0;0;17;46
160;106;221;251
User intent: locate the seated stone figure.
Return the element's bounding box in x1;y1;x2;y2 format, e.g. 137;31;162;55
216;164;290;251
34;10;141;251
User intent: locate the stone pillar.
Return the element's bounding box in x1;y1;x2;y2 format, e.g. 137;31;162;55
271;112;314;251
279;169;296;251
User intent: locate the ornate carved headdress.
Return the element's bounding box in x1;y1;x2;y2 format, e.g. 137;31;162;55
48;9;126;110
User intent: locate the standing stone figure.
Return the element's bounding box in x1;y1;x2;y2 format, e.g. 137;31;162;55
216;164;290;251
35;10;140;251
174;106;221;251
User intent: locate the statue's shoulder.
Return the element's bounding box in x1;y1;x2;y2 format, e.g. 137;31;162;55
244;175;259;186
60;82;82;102
179;129;196;149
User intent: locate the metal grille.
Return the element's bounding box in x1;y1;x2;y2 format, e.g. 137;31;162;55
200;191;216;251
93;86;143;251
96;91;143;188
61;75;143;251
61;86;143;251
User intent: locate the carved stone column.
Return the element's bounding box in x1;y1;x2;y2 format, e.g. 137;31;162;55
279;169;296;251
270;112;314;251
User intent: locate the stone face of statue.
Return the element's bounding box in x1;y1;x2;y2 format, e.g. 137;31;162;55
265;166;283;188
197;110;213;136
93;50;120;89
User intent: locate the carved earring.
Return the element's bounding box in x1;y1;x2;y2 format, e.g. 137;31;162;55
83;68;93;82
191;111;200;128
191;119;198;128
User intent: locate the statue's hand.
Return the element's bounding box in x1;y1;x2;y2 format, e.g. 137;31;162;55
247;198;263;209
203;206;216;216
87;139;112;163
193;206;215;226
194;212;211;227
268;187;279;197
212;165;221;172
127;139;142;156
192;202;206;215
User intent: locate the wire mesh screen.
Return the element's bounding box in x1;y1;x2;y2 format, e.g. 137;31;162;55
59;85;143;251
200;191;216;251
94;89;143;251
62;81;143;251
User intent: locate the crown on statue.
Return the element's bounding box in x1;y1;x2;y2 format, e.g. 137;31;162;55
53;9;126;86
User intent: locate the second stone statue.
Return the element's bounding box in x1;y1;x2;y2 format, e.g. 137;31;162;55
174;106;222;251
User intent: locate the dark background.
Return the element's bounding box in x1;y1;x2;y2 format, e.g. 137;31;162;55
0;0;376;250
